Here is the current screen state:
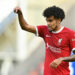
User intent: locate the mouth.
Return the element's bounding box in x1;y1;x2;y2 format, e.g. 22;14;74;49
48;28;52;32
48;26;52;31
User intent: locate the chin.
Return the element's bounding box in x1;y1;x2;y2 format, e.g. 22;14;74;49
48;29;52;32
49;30;52;32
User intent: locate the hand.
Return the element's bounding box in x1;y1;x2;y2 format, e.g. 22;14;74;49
14;7;22;14
50;57;63;69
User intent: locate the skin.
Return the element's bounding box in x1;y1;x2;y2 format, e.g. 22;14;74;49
14;7;75;69
46;16;61;32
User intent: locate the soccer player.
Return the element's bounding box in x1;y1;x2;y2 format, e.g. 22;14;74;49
14;6;75;75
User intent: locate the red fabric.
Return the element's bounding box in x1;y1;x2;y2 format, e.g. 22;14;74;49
36;25;75;75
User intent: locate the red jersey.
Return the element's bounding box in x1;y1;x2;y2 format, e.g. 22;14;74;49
36;25;75;75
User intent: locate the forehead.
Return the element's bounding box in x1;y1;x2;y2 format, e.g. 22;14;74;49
46;16;55;20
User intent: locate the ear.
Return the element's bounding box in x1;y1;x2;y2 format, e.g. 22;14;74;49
57;18;61;24
58;18;61;22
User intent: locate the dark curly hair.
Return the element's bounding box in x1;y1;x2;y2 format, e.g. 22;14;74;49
43;6;65;21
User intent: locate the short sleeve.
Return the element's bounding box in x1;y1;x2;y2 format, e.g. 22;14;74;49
69;31;75;52
35;25;47;38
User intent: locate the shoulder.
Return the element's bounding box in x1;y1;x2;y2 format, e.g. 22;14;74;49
64;27;75;38
64;27;75;33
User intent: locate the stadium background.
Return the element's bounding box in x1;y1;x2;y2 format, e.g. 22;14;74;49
0;0;75;75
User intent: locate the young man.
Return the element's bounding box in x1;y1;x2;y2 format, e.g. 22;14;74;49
14;6;75;75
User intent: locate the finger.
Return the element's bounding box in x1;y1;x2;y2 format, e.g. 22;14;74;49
50;64;57;68
14;8;19;13
16;9;18;13
14;9;17;13
50;63;58;68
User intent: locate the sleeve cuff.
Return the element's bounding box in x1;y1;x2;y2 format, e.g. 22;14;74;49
72;48;75;52
35;26;39;36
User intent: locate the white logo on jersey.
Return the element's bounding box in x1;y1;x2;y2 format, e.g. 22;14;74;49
46;43;61;53
46;35;51;37
72;38;75;41
58;38;62;45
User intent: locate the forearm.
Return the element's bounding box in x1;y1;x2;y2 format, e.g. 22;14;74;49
18;12;28;30
62;55;75;62
14;7;36;33
50;55;75;68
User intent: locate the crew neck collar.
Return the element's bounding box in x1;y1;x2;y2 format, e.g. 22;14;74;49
52;26;64;33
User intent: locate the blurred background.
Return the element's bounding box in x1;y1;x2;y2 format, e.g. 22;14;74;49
0;0;75;75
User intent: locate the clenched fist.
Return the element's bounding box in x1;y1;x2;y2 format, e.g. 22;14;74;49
50;57;64;68
14;7;22;14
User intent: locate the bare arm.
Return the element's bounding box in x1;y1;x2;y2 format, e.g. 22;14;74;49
14;7;36;34
61;54;75;62
50;51;75;68
60;51;75;62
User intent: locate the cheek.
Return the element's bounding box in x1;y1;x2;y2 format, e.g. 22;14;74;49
51;23;56;28
51;21;56;25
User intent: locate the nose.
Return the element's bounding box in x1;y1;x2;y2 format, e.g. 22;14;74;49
47;21;50;24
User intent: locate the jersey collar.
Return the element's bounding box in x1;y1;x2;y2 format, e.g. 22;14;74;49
52;26;64;33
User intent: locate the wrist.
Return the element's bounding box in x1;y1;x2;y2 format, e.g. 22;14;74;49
18;11;22;15
59;57;64;61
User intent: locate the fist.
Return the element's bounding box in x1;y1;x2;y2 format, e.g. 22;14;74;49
14;7;22;14
50;58;63;69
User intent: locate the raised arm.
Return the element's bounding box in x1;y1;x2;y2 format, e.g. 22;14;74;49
14;7;36;34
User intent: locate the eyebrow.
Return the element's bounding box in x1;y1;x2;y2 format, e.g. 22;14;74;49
46;19;53;22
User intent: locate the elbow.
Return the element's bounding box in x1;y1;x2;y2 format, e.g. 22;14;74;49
20;24;28;30
21;27;25;30
21;26;25;30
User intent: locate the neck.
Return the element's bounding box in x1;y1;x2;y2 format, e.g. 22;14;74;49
52;25;64;34
53;25;61;32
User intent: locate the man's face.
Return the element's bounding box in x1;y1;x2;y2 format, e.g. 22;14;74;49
46;16;60;32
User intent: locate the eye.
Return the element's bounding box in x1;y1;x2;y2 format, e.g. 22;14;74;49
49;20;53;22
46;18;54;22
46;19;53;22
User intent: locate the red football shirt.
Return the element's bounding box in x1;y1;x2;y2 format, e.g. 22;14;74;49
36;25;75;75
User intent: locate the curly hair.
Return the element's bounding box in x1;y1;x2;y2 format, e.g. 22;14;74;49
43;6;65;21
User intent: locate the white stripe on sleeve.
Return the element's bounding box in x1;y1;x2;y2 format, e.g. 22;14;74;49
35;26;39;36
72;48;75;52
